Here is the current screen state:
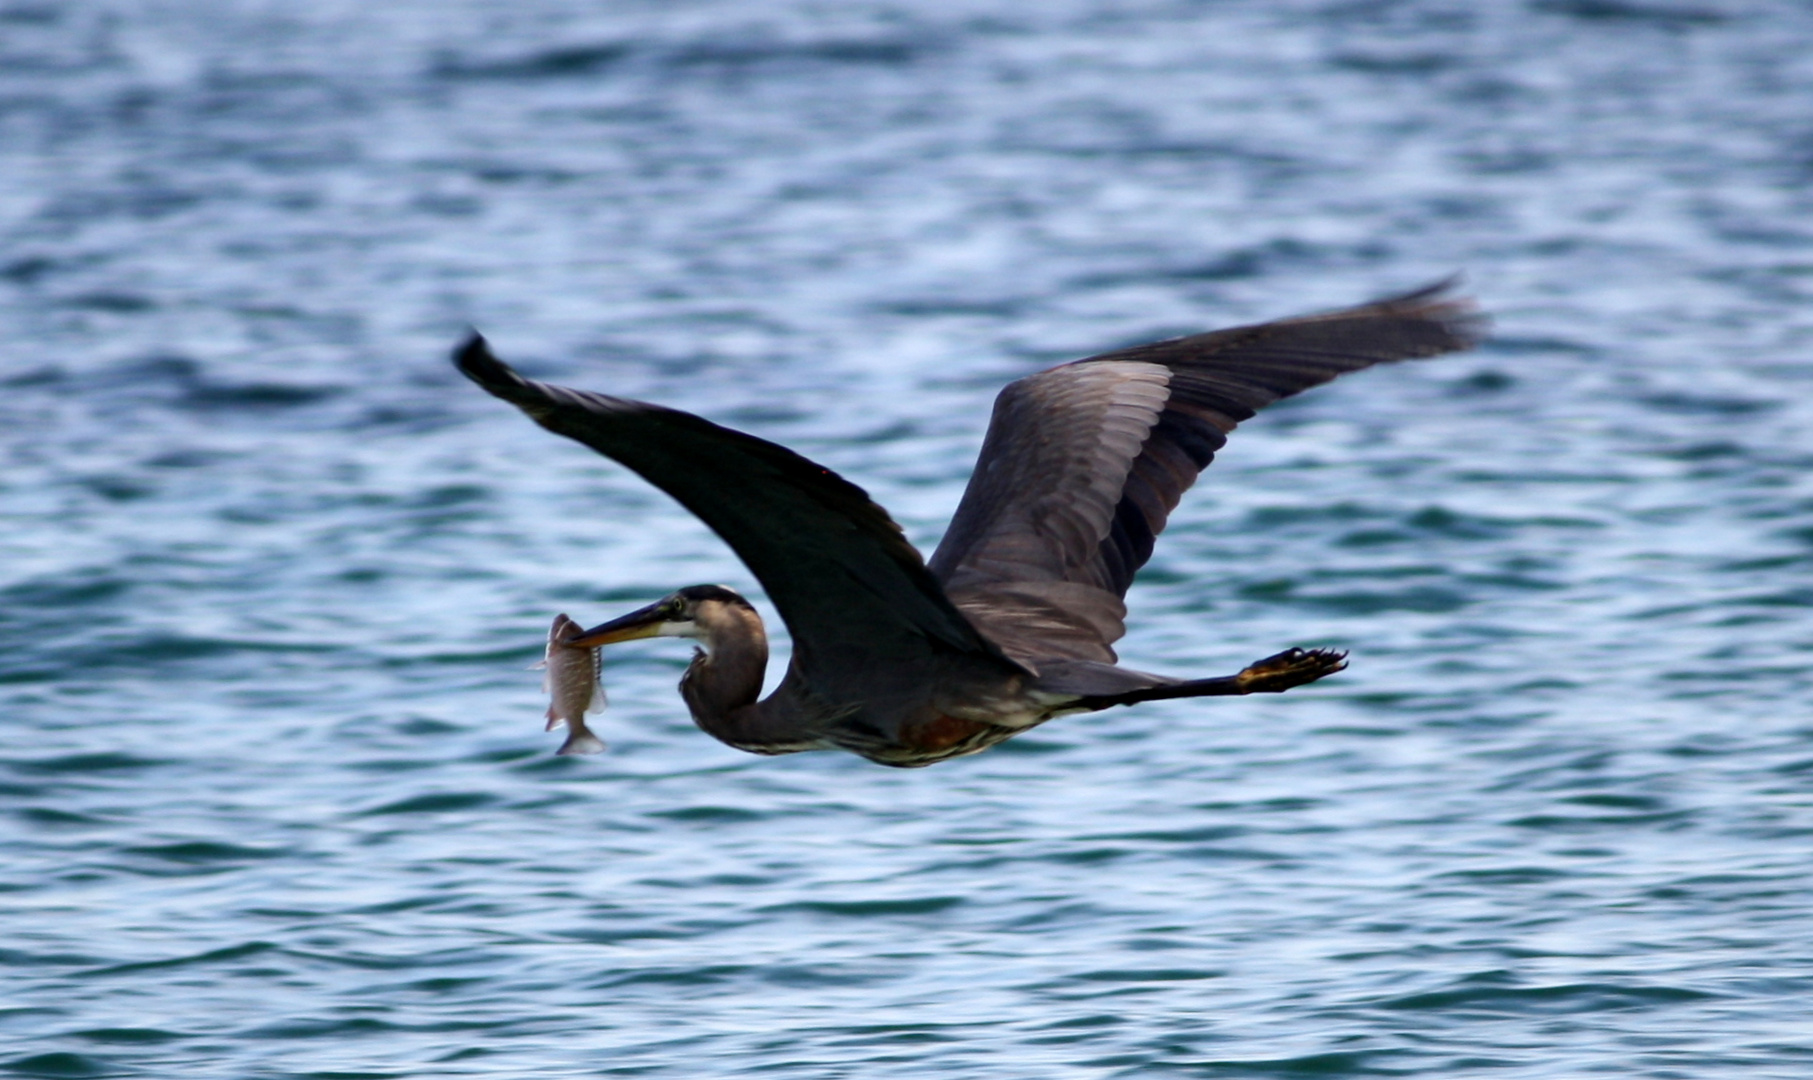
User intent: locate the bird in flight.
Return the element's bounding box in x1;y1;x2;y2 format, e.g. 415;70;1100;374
457;281;1481;767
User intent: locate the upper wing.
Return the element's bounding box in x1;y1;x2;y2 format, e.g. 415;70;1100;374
456;335;1023;680
926;281;1484;666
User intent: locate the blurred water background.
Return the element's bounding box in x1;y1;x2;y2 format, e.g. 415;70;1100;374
5;1;1813;1076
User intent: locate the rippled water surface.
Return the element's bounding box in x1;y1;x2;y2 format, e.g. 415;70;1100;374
7;1;1813;1076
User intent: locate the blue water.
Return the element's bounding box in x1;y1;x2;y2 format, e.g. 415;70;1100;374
6;1;1813;1076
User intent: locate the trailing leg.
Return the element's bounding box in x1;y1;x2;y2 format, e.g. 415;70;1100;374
1073;648;1347;710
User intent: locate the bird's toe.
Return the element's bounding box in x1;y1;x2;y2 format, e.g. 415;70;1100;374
1236;647;1348;693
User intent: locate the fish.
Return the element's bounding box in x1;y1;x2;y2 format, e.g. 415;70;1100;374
538;612;606;755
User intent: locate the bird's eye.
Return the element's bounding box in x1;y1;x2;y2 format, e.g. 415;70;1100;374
668;599;686;618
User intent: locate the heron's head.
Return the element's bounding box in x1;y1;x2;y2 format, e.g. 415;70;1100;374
566;585;757;649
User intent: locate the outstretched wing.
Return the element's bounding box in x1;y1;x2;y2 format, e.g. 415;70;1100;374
456;335;1023;680
927;281;1484;666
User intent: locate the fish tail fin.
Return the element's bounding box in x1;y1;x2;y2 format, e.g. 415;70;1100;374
557;729;606;755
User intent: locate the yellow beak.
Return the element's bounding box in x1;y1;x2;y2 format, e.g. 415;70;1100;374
564;600;672;647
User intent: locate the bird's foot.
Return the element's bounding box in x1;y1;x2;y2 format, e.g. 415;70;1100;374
1235;647;1348;694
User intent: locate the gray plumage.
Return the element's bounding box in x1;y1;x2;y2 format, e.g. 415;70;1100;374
457;281;1482;767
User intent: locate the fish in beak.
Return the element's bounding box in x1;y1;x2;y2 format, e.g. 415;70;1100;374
540;613;606;755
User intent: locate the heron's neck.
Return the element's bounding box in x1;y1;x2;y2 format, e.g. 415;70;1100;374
679;604;769;747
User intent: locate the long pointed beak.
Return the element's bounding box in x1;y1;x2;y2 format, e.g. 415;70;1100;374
564;600;671;647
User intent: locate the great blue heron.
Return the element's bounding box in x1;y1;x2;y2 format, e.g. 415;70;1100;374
457;282;1481;767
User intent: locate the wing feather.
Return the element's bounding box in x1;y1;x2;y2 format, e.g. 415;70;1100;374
928;280;1483;665
456;336;1022;680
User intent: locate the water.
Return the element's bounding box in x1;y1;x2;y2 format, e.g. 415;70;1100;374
5;1;1813;1076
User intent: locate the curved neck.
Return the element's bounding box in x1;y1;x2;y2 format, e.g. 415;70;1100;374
679;603;769;748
